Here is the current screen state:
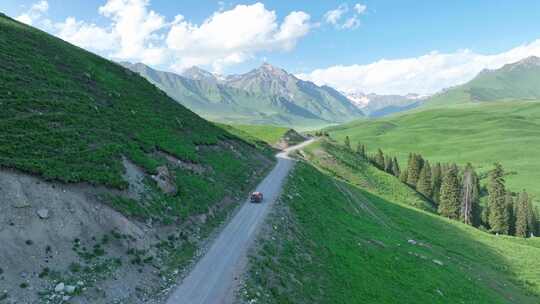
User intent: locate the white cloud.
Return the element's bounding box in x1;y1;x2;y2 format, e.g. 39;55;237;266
297;40;540;95
20;0;311;72
97;0;167;64
354;3;367;14
324;4;348;25
342;16;360;29
324;3;366;30
55;17;118;52
166;3;311;72
16;0;48;25
274;11;311;50
52;0;167;65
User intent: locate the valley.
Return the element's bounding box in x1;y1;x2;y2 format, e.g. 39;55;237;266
2;3;540;304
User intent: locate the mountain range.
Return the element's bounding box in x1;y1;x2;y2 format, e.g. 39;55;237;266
121;62;364;128
124;55;540;125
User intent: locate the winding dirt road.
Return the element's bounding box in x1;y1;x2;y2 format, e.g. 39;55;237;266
166;139;315;304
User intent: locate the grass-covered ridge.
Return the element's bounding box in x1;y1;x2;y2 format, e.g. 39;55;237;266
242;141;540;304
326;101;540;199
0;14;270;189
427;57;540;105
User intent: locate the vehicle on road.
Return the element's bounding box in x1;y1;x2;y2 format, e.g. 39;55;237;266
250;191;264;203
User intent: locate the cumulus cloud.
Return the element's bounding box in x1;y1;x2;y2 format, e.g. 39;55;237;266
166;3;311;72
55;17;118;52
324;2;366;30
99;0;167;62
16;0;48;25
297;40;540;95
19;0;311;72
324;4;348;25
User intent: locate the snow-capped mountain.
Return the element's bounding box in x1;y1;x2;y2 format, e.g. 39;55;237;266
344;92;427;117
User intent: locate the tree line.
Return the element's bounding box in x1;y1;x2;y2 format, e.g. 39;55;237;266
348;137;539;238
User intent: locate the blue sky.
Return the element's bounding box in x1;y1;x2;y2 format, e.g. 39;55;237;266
3;0;540;94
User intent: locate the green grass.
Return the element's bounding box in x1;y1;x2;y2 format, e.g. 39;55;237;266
243;141;540;304
226;124;290;145
216;123;283;151
326;101;540;199
428;58;540;105
0;14;274;221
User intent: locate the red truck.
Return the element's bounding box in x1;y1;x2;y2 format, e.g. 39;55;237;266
250;191;264;203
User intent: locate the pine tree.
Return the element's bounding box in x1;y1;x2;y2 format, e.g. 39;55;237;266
399;167;408;183
391;157;400;177
384;155;393;174
406;154;423;188
438;166;461;219
487;163;509;235
375;148;385;170
441;163;450;175
515;191;529;238
356;143;366;159
344;136;351;150
471;169;482;227
431;163;442;204
505;193;515;235
417;160;432;199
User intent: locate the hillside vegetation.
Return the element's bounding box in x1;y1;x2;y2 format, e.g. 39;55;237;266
0;13;273;211
0;14;274;303
327;101;540;199
242;140;540;304
428;56;540;105
224;124;291;146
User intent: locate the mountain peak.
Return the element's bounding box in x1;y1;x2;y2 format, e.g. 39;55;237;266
516;56;540;66
256;62;289;77
181;66;219;82
499;56;540;72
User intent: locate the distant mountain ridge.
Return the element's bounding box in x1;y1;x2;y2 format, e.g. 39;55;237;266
345;91;426;117
121;62;364;127
428;56;540;105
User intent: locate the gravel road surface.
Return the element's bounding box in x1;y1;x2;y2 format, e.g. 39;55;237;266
166;139;315;304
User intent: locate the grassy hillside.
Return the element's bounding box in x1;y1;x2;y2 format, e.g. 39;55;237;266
0;13;272;201
241;141;540;304
0;13;276;303
327;101;540;198
428;56;540;105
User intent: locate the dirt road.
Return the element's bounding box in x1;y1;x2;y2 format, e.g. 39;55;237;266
166;139;315;304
